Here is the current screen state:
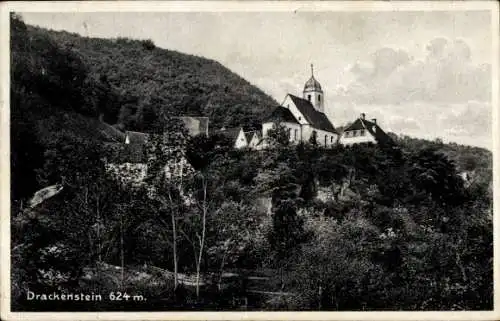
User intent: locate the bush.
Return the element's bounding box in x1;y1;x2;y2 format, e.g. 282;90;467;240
141;39;156;50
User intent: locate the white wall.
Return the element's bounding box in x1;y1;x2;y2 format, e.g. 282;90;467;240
286;123;302;143
262;122;275;139
282;95;309;125
304;126;338;147
316;128;339;147
248;134;261;148
234;129;248;149
262;121;302;143
262;121;337;147
303;90;324;113
339;129;377;146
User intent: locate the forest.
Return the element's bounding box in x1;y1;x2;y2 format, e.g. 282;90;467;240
10;14;493;311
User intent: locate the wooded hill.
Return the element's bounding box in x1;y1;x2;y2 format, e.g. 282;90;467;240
35;22;279;132
10;15;276;198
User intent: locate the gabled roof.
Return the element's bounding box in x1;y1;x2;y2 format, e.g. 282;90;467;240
288;94;337;133
244;131;255;142
218;127;243;141
98;122;126;143
264;106;299;124
343;118;393;145
244;130;262;142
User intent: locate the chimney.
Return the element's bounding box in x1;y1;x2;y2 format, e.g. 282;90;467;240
360;113;366;120
371;118;377;124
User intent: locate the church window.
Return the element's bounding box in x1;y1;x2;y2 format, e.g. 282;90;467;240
330;136;334;143
318;95;321;102
324;135;327;146
288;128;292;139
353;130;358;137
294;129;298;141
308;95;311;102
360;129;365;136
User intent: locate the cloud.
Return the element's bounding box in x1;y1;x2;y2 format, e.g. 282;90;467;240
441;101;491;138
387;116;421;132
335;38;491;104
329;100;491;149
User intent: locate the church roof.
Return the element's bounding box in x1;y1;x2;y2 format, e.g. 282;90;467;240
264;106;300;124
288;94;337;133
304;75;323;92
343;117;394;145
304;64;323;92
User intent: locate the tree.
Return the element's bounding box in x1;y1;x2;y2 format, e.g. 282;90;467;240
287;216;387;310
143;116;191;291
266;122;290;147
206;201;263;290
268;195;308;289
182;152;230;297
309;130;318;146
408;147;465;206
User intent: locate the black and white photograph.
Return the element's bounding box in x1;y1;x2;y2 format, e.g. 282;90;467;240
1;1;499;319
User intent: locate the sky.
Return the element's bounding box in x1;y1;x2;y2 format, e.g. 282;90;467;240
20;9;495;149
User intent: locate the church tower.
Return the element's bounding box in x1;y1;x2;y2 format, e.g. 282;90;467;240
303;64;324;113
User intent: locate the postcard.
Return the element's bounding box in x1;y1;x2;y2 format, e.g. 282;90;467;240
1;1;499;320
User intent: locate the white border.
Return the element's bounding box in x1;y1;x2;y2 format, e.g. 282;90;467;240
1;1;499;320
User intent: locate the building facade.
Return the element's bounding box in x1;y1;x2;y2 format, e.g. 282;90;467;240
262;65;339;147
339;113;393;146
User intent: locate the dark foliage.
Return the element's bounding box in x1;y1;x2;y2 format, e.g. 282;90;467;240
39;25;278;132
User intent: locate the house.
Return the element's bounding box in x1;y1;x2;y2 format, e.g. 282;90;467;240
107;126;196;186
245;130;263;149
124;130;149;162
219;127;248;149
339;113;393;146
262;65;339;147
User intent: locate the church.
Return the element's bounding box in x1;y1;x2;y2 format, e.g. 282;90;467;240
261;65;339;147
256;64;392;149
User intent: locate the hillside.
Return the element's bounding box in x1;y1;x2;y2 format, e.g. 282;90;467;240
390;133;493;188
36;25;279;132
10;15;277;200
